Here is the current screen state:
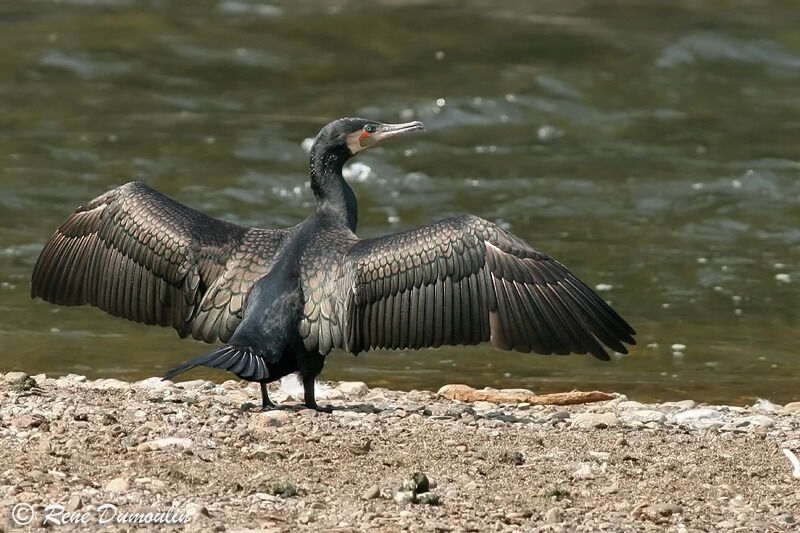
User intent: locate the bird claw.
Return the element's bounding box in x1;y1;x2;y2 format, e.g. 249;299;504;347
305;402;333;413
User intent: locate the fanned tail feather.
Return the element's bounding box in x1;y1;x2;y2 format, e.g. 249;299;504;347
163;345;270;382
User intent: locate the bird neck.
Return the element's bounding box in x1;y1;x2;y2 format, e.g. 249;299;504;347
309;149;358;232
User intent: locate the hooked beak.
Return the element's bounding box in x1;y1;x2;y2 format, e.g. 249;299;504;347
369;121;425;144
355;121;425;151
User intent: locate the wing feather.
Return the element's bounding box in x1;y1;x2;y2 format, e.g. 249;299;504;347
31;181;288;343
327;214;635;359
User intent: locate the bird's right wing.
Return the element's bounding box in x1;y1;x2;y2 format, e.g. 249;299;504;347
31;181;289;343
336;215;635;358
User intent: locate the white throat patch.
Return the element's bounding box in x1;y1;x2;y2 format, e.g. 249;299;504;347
346;131;364;155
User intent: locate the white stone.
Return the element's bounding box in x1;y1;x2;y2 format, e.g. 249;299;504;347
623;409;666;424
740;415;774;429
784;402;800;413
3;372;28;384
572;464;595;480
91;378;130;390
674;408;721;424
137;437;194;451
661;400;696;410
571;412;618;429
322;388;344;400
545;507;562;523
337;381;369;397
250;410;290;428
135;377;172;390
617;401;647;409
105;478;130;492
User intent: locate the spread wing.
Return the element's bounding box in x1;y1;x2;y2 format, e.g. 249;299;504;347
31;181;289;343
329;214;635;358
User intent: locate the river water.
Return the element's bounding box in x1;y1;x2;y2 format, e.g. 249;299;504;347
1;1;798;404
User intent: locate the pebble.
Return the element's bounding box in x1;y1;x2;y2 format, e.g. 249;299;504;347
66;494;82;512
363;484;381;500
623;409;666;424
653;503;683;516
393;490;414;504
674;408;722;424
661;400;697;410
572;464;595;480
338;381;369;396
250;410;291;428
105;478;130;492
137;437;194;451
784;402;800;413
91;378;130;390
545;507;562;523
740;415;775;429
3;372;28;385
571;412;618;429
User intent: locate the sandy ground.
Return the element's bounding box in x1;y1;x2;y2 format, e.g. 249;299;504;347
0;372;798;532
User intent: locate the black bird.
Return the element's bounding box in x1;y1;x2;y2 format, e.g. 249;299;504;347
31;117;635;411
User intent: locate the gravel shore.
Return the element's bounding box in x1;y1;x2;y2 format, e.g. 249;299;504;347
0;372;798;532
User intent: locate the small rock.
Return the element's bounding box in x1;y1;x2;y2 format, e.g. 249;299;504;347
393;490;414;504
363;485;380;500
137;437;194;452
674;408;722;424
195;448;217;462
135;377;171;390
499;450;525;465
186;503;210;519
411;472;430;493
66;494;82;512
652;503;683;516
662;399;696;410
323;388;345;400
588;451;610;462
572;464;595;480
624;409;666;424
91;378;130;390
338;381;369;396
4;372;29;385
617;401;647;409
571;412;618;429
267;480;297;497
250;410;291;428
11;414;46;428
545;507;562;524
600;483;618;495
105;478;130;493
740;415;774;429
784;402;800;413
415;492;440;505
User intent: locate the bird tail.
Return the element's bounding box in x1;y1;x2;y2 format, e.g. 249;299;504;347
163;345;270;382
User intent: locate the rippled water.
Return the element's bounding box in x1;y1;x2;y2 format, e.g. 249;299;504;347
1;1;798;404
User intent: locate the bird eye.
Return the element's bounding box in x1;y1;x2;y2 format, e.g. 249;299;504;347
364;124;376;134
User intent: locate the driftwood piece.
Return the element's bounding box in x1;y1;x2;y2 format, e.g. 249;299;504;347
437;384;616;406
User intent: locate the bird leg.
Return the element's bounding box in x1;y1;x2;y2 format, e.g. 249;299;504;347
260;382;277;410
298;353;332;412
302;373;333;412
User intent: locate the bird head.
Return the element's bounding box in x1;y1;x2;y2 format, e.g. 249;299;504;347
313;117;425;158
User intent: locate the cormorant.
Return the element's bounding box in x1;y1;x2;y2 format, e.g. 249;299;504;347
31;117;635;411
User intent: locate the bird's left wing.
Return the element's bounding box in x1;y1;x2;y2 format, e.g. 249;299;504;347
331;215;635;358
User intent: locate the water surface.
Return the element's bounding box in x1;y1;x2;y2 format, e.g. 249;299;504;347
1;0;799;404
